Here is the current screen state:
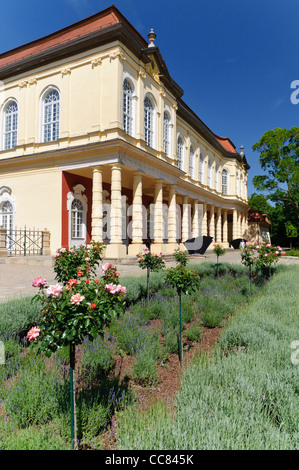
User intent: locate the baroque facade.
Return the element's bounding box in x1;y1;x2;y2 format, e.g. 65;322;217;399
0;5;249;258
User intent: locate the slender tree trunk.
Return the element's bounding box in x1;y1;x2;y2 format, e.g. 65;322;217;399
147;268;150;307
70;343;78;450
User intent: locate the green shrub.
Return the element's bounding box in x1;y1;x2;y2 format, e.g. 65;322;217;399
164;329;179;355
1;357;69;428
0;297;42;337
81;334;116;385
0;420;70;450
201;309;224;328
132;351;158;386
184;325;203;342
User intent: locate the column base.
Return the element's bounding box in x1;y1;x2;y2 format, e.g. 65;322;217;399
163;242;179;254
128;243;146;257
150;242;167;255
104;243;127;259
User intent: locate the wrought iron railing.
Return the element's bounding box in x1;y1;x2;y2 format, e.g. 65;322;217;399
6;227;44;256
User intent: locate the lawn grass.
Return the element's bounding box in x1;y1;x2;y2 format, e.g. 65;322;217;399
116;265;299;450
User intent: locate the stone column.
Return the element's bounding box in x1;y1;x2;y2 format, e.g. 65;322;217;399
181;196;190;243
216;207;222;243
202;203;208;236
91;167;103;243
152;180;164;253
192;200;200;238
128;172;144;256
222;210;228;244
232;209;239;240
165;184;178;253
209;205;215;241
105;164;126;258
42;228;51;256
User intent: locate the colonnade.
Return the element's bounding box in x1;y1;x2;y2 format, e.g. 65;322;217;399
91;164;248;258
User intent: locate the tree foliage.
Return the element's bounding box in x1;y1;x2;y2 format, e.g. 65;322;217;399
252;127;299;218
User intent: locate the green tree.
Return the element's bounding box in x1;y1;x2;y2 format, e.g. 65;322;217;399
248;193;273;215
285;221;298;248
252;127;299;219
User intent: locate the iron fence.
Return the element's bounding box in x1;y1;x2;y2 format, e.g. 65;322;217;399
6;227;44;256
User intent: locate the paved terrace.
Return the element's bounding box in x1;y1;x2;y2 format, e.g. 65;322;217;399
0;250;298;304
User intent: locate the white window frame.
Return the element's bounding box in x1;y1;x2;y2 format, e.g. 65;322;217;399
144;94;157;149
0;186;16;251
222;168;230;195
199;151;205;184
40;86;60;143
123;79;133;136
163;110;172;157
1;99;18;150
189;145;195;179
67;184;88;248
177;135;185;171
207;159;212;188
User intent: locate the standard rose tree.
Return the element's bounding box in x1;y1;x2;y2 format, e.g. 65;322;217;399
28;244;126;449
136;248;166;305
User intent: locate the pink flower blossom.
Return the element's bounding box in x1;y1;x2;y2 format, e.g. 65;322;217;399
102;263;114;273
144;248;150;255
27;326;40;342
71;293;85;305
266;244;271;247
46;284;63;297
105;283;127;296
32;277;47;288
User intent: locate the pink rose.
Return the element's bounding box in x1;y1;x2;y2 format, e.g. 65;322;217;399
32;277;47;288
27;326;40;342
71;293;85;305
46;284;63;297
102;263;114;273
144;248;150;255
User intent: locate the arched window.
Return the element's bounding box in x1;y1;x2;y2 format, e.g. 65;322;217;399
199;152;204;184
163;111;171;157
0;187;15;251
144;97;154;147
177;136;184;170
42;88;60;142
207;159;212;188
0;201;13;232
236;170;239;196
67;184;87;248
123;79;133;136
71;199;84;239
3;100;18;150
189;145;195;179
222;168;229;195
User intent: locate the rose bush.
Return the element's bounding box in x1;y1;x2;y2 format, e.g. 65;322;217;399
29;251;126;357
53;242;104;285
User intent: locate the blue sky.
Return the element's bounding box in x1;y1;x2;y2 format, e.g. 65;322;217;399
1;0;298;196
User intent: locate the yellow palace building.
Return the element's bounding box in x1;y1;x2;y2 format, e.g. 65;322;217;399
0;5;249;259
